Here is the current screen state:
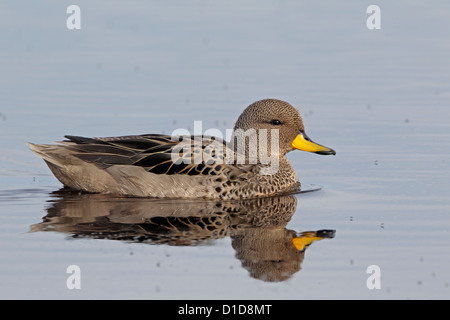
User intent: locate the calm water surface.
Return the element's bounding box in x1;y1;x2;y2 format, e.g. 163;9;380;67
1;1;450;299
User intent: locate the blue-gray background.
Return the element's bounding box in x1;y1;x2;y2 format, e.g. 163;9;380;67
1;1;449;299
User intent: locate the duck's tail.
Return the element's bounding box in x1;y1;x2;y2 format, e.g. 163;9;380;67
27;142;90;190
27;142;67;168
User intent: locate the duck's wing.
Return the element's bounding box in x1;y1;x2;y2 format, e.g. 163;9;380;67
63;134;237;176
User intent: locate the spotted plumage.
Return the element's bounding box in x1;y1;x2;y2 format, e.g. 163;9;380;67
28;99;335;199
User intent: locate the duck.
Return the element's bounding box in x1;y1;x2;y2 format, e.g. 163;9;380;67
28;99;335;199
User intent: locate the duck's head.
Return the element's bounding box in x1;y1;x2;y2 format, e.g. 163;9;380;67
232;99;336;158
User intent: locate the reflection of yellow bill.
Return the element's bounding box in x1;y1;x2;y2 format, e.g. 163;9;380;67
292;230;335;251
291;132;336;155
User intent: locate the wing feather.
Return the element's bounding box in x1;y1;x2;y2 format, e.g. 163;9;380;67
65;134;233;176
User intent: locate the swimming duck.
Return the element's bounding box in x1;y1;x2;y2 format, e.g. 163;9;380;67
28;99;335;199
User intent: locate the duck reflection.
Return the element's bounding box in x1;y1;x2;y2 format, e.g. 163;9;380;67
31;189;335;282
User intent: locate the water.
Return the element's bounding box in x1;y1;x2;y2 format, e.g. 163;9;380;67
1;0;450;299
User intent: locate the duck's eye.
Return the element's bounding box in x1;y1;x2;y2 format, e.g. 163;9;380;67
270;119;282;125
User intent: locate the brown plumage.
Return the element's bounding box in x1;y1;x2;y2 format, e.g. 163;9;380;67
28;99;335;199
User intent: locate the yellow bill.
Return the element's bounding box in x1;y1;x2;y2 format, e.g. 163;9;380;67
292;230;335;251
291;132;336;155
292;232;325;251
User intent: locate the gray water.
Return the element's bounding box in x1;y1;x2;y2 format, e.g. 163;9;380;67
1;1;450;299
